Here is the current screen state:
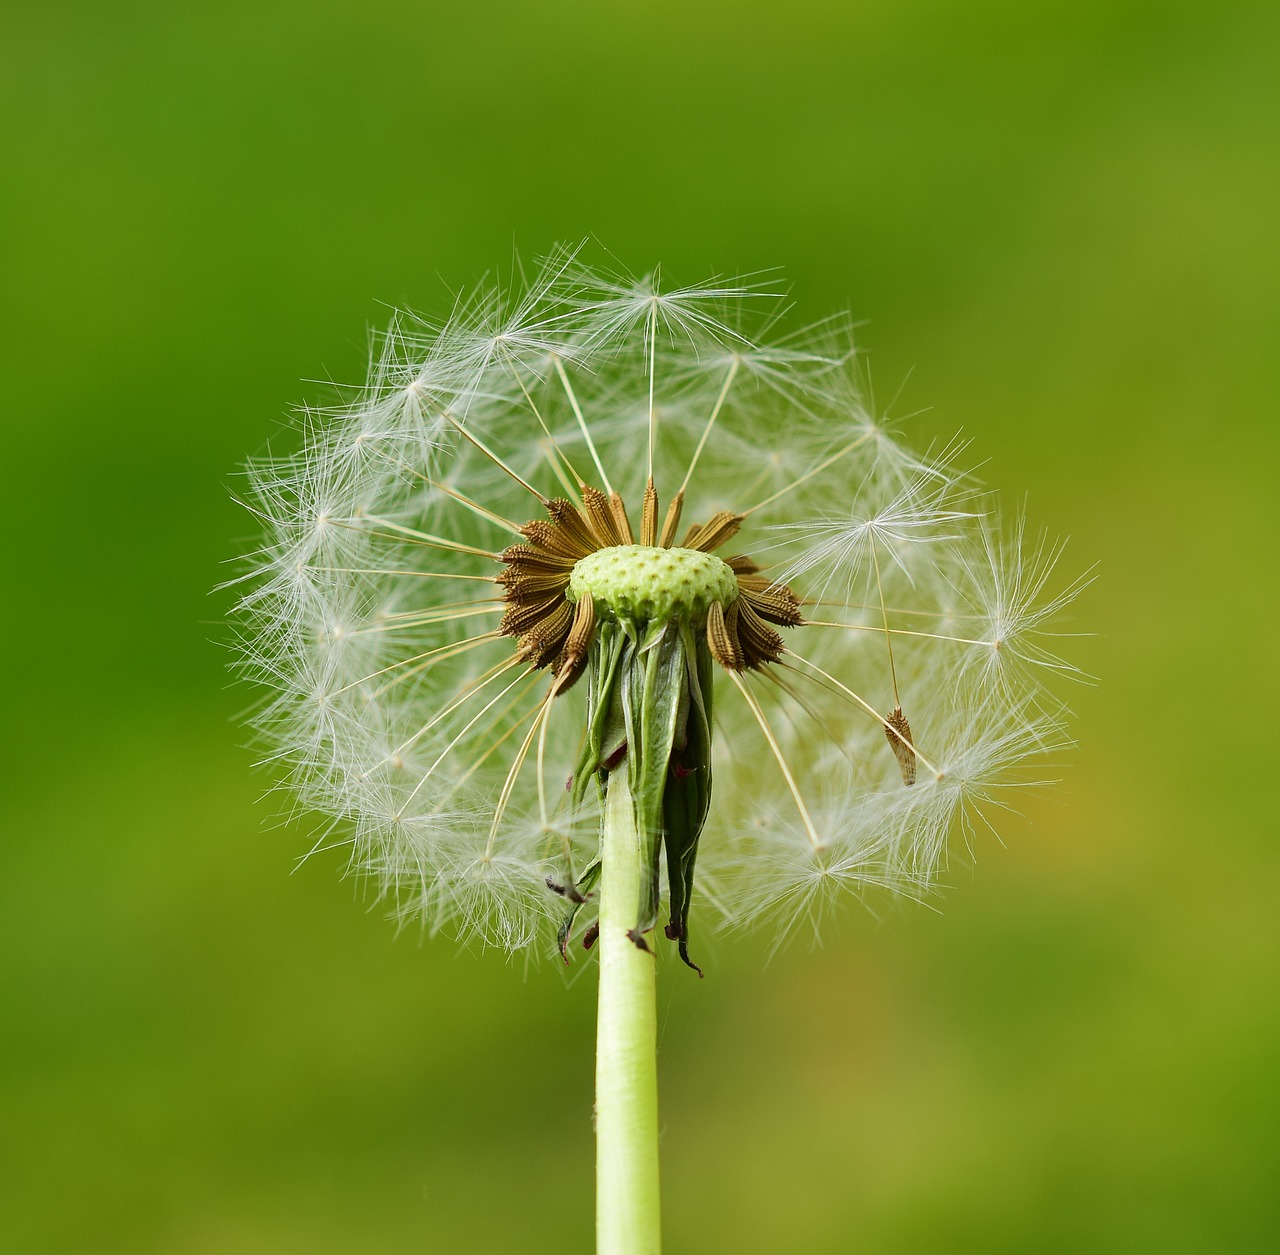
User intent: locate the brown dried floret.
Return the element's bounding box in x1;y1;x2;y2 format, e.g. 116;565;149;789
682;510;743;553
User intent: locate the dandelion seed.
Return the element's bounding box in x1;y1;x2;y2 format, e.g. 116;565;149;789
885;705;917;786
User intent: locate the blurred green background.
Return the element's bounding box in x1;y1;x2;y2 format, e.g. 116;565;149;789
3;1;1277;1251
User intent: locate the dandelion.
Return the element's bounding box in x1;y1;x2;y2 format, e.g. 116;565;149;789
232;249;1080;1254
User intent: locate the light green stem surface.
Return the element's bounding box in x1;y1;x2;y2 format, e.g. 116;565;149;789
596;767;662;1255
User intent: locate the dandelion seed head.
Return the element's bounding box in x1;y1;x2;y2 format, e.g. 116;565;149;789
231;251;1081;958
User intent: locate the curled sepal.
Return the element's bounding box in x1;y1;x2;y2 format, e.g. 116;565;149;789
621;622;690;944
571;621;628;812
555;860;602;963
661;625;714;976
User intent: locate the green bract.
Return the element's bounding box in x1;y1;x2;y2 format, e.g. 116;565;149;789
560;619;715;975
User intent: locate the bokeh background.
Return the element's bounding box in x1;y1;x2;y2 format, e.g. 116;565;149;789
3;1;1277;1251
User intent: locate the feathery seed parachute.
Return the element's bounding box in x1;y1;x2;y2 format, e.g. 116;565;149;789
233;253;1079;964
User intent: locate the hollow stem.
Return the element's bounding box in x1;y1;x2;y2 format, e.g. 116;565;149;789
595;766;662;1255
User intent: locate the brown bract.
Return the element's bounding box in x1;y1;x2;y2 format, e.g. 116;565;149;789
495;479;804;688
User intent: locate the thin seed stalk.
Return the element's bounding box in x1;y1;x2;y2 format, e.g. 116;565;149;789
595;766;662;1255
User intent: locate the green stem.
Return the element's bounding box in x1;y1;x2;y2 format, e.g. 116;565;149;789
595;766;662;1255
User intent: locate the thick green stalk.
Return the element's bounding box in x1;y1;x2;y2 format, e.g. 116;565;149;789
596;767;662;1255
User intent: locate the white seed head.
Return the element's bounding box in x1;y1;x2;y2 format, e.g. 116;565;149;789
231;249;1081;956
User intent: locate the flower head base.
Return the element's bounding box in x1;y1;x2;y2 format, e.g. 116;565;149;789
232;251;1081;964
568;545;738;626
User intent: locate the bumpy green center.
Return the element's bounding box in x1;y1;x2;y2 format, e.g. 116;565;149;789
568;545;738;624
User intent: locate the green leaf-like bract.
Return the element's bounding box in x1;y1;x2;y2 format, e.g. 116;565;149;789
560;621;714;972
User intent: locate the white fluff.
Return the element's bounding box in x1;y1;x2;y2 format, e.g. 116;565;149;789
231;249;1081;955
